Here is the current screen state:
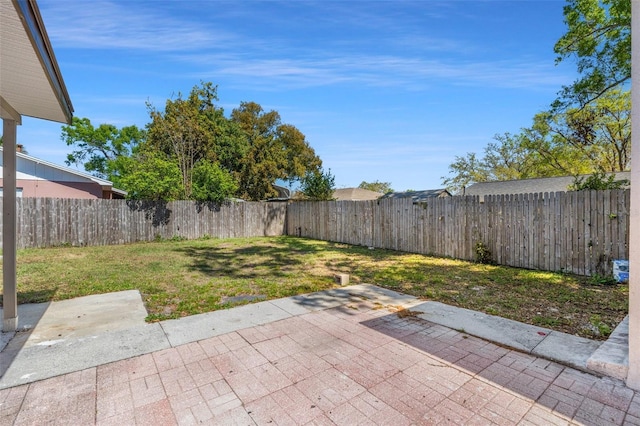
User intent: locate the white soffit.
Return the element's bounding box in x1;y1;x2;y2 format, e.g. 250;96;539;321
0;0;73;124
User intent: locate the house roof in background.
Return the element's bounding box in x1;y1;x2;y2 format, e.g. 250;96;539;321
380;189;451;203
464;172;631;198
333;187;383;201
0;146;116;189
272;184;292;199
0;0;73;123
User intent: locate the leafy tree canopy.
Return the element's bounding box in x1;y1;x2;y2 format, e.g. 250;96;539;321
526;89;630;173
118;151;183;201
442;1;632;193
191;160;238;203
442;92;630;193
300;168;336;201
231;101;321;201
63;82;322;202
554;0;630;108
145;82;234;199
358;180;393;194
61;117;145;180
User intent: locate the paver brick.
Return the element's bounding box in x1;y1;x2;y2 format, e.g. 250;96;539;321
252;335;302;361
248;361;293;392
133;398;176;426
600;405;627;425
184;358;223;387
269;385;323;424
587;380;635;411
0;384;27;420
210;351;247;378
245;394;298;425
326;400;371;425
169;387;213;424
161;364;200;397
153;347;185;372
130;373;167;408
520;405;571;426
225;369;270;403
96;410;136;426
96;381;134;420
4;289;640;426
176;341;208;365
211;405;256;425
457;352;497;374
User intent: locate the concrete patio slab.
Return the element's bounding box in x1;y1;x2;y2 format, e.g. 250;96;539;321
413;301;551;352
588;315;630;380
160;300;293;347
413;300;610;373
0;323;169;389
532;330;602;371
0;290;148;347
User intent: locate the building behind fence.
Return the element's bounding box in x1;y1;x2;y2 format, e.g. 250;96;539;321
0;190;631;276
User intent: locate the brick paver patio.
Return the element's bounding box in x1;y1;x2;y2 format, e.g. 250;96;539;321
1;298;638;425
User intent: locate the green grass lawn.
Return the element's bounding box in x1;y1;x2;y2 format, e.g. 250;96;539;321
0;235;628;340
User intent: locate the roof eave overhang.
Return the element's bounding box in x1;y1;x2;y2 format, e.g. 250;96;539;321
0;0;73;124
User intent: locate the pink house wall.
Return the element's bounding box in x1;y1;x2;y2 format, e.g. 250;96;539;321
0;178;103;199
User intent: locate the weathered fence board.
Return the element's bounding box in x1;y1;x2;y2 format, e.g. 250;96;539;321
0;199;287;249
286;190;630;276
0;190;630;277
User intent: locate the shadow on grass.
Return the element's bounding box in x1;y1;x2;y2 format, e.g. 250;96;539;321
0;288;58;307
173;235;405;279
174;236;627;340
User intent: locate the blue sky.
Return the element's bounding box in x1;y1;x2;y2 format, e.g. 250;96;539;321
19;0;577;192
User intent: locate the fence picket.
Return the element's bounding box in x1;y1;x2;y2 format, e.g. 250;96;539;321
285;191;630;276
0;191;631;277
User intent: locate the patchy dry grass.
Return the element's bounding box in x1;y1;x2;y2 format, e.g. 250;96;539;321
1;236;627;339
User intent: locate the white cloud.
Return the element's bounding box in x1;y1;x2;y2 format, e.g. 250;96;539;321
181;51;570;92
39;0;229;51
39;0;570;92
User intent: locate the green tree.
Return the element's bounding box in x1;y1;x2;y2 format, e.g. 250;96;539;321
443;89;630;194
358;180;393;194
482;133;541;181
61;117;145;180
231;101;321;201
518;112;594;176
191;161;238;202
441;133;544;194
442;153;489;194
526;89;630;173
572;89;630;172
300;168;335;201
443;0;633;193
146;83;219;199
118;151;183;200
554;0;630;108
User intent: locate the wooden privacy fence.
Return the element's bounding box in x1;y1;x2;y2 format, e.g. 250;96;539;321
0;199;287;249
286;190;631;277
0;191;631;276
